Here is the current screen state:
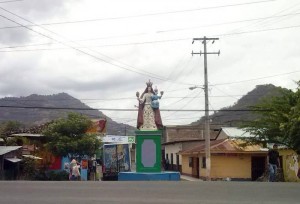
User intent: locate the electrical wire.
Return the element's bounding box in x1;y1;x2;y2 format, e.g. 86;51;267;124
210;70;300;86
0;105;272;112
222;2;300;35
0;0;22;3
2;11;300;51
0;7;200;86
0;7;173;82
2;21;300;53
157;12;300;34
0;0;277;29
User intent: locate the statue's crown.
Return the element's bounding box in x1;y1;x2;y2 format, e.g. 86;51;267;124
146;80;153;87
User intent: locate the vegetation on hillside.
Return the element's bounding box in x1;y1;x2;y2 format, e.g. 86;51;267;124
191;84;283;127
0;121;22;145
242;82;300;152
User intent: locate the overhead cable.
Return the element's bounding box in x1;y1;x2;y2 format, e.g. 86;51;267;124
0;0;277;29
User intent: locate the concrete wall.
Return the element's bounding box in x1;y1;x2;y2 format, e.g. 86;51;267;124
209;154;252;179
280;149;300;182
181;155;193;176
165;143;182;164
182;154;252;180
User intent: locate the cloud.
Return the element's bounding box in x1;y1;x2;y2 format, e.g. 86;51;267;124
1;0;300;127
3;0;68;20
0;0;69;44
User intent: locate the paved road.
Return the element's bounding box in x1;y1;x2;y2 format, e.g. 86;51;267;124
0;181;299;204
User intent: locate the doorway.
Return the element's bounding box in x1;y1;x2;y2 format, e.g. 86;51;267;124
192;157;200;178
251;156;266;181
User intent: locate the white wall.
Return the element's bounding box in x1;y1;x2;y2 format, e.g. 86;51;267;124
164;143;182;165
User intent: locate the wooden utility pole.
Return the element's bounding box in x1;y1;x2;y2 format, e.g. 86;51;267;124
192;36;220;181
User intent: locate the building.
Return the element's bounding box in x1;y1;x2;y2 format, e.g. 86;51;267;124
162;125;220;172
164;126;269;181
180;138;267;180
0;146;22;180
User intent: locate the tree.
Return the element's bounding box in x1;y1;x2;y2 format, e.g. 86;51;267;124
0;121;22;145
242;82;300;152
43;113;101;158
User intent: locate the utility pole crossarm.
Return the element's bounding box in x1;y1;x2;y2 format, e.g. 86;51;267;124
193;37;219;40
192;51;220;56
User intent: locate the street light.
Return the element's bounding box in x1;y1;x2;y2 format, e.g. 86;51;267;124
189;85;211;181
189;85;204;90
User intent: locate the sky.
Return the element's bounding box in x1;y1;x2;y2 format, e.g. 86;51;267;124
0;0;300;127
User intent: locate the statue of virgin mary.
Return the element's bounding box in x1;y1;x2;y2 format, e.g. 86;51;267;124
136;80;163;130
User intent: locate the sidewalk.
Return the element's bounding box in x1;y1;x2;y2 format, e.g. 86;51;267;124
180;174;203;181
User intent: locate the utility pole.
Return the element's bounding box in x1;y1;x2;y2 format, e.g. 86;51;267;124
192;36;220;181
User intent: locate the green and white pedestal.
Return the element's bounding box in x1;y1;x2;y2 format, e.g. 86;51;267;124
118;130;180;181
136;130;162;172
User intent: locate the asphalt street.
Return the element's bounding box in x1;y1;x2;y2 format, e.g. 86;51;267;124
0;181;299;204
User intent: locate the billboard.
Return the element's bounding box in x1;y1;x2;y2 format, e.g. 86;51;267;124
103;135;135;143
103;144;131;174
86;119;107;134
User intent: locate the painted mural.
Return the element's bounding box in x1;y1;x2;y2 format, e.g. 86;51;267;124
103;144;131;172
281;149;300;182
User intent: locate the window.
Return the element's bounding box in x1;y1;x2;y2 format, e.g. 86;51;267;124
202;157;206;169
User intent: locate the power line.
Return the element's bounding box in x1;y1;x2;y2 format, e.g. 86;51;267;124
0;105;272;111
0;0;277;29
3;11;300;51
0;12;182;84
0;7;166;81
0;37;191;51
0;93;275;103
0;0;23;3
220;24;300;37
2;22;300;53
225;2;300;35
157;12;300;33
0;7;197;86
210;70;300;86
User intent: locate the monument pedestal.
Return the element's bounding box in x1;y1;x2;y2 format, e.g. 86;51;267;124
118;130;180;181
118;171;180;181
136;130;162;172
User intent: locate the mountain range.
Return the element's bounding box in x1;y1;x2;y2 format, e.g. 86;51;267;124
0;84;284;133
0;93;135;135
191;84;283;127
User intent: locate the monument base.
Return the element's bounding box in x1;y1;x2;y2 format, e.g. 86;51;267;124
118;171;180;181
135;130;162;172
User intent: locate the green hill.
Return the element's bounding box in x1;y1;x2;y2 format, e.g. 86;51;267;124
191;84;284;127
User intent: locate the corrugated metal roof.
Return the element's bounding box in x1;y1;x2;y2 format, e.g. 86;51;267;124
0;146;22;156
180;139;226;154
10;133;44;137
180;139;266;155
221;127;253;138
5;158;22;163
23;155;43;160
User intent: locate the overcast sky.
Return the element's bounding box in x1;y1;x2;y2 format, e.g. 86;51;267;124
0;0;300;127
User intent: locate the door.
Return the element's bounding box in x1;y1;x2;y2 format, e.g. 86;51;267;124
192;157;200;178
251;156;266;181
